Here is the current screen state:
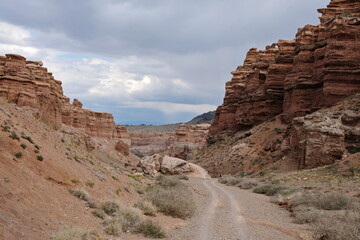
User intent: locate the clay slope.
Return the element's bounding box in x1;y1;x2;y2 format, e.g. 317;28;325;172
209;0;360;142
0;99;142;240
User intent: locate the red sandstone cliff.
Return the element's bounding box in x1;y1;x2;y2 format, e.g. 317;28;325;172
0;54;129;140
209;0;360;141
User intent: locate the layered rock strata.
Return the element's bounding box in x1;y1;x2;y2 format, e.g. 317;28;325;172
0;54;128;140
130;124;210;159
210;0;360;140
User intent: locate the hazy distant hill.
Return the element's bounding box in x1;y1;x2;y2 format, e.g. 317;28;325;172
187;111;216;125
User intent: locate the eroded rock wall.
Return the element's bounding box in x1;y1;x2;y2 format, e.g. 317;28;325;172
0;54;128;139
210;0;360;140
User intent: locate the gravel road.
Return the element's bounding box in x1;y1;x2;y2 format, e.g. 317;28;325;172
168;178;311;240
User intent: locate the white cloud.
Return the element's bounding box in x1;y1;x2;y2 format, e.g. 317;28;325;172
0;21;30;44
128;101;217;115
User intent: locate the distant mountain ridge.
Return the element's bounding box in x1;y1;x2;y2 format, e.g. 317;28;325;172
187;111;216;125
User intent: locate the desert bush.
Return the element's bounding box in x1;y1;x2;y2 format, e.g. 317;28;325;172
103;218;122;236
313;212;360;240
218;175;239;185
91;209;106;219
291;192;354;211
10;131;20;140
15;152;22;158
136;220;166;238
21;135;34;144
156;175;183;188
135;200;157;216
85;181;95;188
116;208;141;232
51;227;100;240
36;155;43;161
20;144;26;149
292;207;322;224
253;184;288;196
145;187;195;219
101;201;120;216
237;178;258;189
69;189;89;201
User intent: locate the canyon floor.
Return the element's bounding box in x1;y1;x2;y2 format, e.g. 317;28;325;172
167;178;310;240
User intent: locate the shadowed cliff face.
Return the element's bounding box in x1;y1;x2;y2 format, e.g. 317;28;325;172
209;0;360;141
0;54;128;139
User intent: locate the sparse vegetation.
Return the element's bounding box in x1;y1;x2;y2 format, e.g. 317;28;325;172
1;124;10;132
145;185;195;219
135;200;157;216
115;188;121;195
10;131;20;140
71;179;80;184
21;135;34;144
117;208;141;232
85;181;95;188
101;201;120;216
136;220;166;238
69;189;89;201
20;143;26;149
177;175;189;181
15;152;22;158
346;146;360;154
36;155;43;161
253;184;288;196
91;209;106;219
103;218;122;236
51;227;100;240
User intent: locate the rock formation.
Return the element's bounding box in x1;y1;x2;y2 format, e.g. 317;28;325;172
209;0;360;141
139;154;210;178
0;54;129;140
130;124;210;159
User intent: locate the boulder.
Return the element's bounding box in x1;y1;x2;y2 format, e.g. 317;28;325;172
160;155;192;175
139;154;162;177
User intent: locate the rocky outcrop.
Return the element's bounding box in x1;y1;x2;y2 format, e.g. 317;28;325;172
139;154;209;178
289;94;360;169
0;54;129;140
130;124;210;159
115;140;130;156
209;0;360;140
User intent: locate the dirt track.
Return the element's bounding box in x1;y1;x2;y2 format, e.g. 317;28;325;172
168;178;312;240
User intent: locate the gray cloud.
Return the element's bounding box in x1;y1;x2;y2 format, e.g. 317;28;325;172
0;0;329;124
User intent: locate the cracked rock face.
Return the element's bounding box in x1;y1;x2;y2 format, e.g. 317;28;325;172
290;97;360;169
209;0;360;141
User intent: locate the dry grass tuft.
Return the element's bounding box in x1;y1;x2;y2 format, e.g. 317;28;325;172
253;184;288;196
136;220;166;238
101;201;120;216
51;227;100;240
69;189;89;202
135;200;157;216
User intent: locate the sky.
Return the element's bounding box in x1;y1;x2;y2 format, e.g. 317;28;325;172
0;0;329;125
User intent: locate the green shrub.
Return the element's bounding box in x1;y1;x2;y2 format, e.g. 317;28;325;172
36;155;43;161
15;152;22;158
101;201;120;216
136;220;166;238
237;178;258;189
21;135;34;144
20;144;26;149
10;131;20;140
34;149;40;153
85;181;95;188
346;146;360;154
156;175;183;188
1;124;10;132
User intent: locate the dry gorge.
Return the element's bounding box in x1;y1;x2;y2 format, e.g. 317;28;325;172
0;0;360;239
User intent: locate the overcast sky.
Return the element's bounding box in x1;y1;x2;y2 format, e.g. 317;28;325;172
0;0;329;124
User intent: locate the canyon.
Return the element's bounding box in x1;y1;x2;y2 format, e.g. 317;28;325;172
204;0;360;175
